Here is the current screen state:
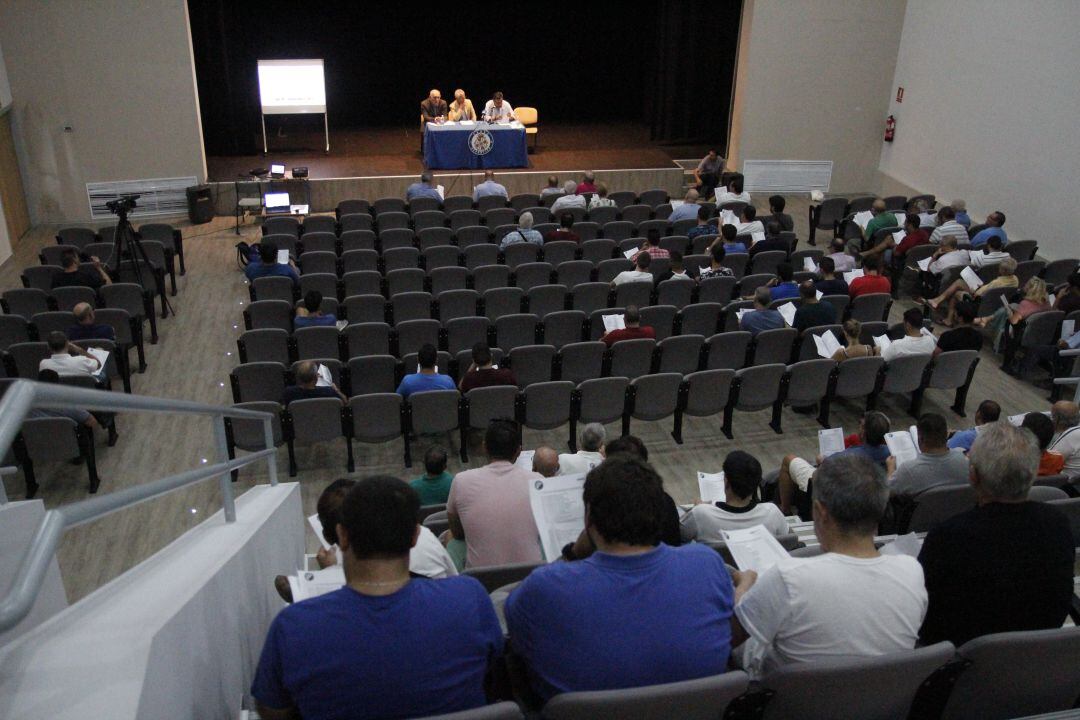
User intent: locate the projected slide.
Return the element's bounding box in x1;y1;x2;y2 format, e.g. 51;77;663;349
258;59;326;115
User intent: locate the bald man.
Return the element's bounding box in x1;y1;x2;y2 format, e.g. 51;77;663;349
532;446;561;478
67;302;115;342
420;89;448;124
862;199;898;243
1049;401;1080;478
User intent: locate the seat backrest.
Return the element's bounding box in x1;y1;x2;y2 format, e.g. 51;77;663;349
30;311;77;339
750;327;798;365
3;288;50;320
1020;310;1064;348
542;241;578;268
881;353;932;393
392;291;434;323
294;326;342;361
472;263;511;293
657;278;694;308
409;389;461;434
639;304;677;341
513;261;554;291
850;293;892;322
576;376;629;424
252;275;296;303
385;267;425;296
246;299;293;332
571;283;611;315
437;288;480;323
750;250;788;276
526;284;567;320
705;331;751;370
495;313;540;351
430;267;470;297
784;359;836;403
630;372;682;420
464;385;519;430
231;362;286;403
521;380;574;430
543;671;750;720
928;351;978;391
348;392;405;443
287;397;345;443
445;316;490;355
20;416;81;460
906;484;977;533
683;368;735;416
559;341;606;385
341;249;379;275
734;363;786;409
227;401;284;451
542;310;586;349
833;356;884;397
484;287;525;321
609;338;656;379
395;319;440;358
0;315;31;351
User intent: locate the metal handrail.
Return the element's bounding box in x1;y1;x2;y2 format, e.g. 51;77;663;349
0;379;280;633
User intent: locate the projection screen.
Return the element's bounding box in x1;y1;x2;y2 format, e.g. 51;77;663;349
257;59;326;115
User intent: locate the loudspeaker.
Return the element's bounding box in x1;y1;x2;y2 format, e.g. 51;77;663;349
186;184;214;224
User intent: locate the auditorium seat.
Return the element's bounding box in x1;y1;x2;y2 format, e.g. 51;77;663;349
340;230;377;254
299;232;339;255
507;345;556;388
406;390;461;467
464;244;500;272
587;205;618;226
413;210;447;233
543;671;748;720
395;319;440;357
542;310;587;349
503;244;541;270
336;199;370;219
920;350;979;417
510;193;539;212
430;267;469;296
230;362;286;403
421;245;461;271
301;215;338;236
721;300;755;333
527;285;568;319
285;397;351;476
298;251;338;276
340;213;374;233
386;267;424;296
657;334;704;375
484;207;516;228
223;400;285;481
15;416;100;497
418;227;454;251
625;372;682;436
263;216;300;238
495;313;540;352
600;220;634;241
2;288;50;321
571;376;629;449
521;380;574;435
374;197;407;216
559;341;606;385
484;287;525;321
460;385;519;461
237;328;290;365
56;226;99;249
294;326;341;361
1041;258;1080;286
749;250;788;276
442;195;474;214
299;273;339;303
437;289;480;323
445;317;489;355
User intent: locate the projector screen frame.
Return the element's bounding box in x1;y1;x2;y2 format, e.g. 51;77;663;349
257;59;330;155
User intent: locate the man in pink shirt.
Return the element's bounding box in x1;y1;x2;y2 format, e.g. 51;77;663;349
448;419;543;567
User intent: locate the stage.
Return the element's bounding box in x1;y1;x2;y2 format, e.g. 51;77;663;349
205;122;713;216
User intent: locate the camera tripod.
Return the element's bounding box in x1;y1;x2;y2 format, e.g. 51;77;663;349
108;198;176;319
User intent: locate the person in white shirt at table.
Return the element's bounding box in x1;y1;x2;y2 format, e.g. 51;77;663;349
730;453;927;679
483;91;516;122
880;308;937;361
550;180;586;216
680;451;789;543
559;423;607;477
611;252;654;286
39;330;106;383
472;170;508;202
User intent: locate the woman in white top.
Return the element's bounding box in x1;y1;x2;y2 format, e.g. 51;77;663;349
588;182;616;210
680;451;789;543
715;173;752;206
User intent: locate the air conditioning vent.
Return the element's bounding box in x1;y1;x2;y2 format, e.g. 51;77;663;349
743;160;832;193
86;177;198;220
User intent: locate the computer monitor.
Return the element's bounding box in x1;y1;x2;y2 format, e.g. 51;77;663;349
270;163;285;178
264;192;290;211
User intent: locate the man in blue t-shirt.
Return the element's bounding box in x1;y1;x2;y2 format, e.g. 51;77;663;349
969;211;1008;248
768;262;799;302
397;343;457;398
505;455;743;702
947;400;1001;453
406;171;442;202
245;241;300;287
293;290;338;328
251;476;503;720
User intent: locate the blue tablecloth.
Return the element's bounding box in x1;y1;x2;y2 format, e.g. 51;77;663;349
423;122;529;169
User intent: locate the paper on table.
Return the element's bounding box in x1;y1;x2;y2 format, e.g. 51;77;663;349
804;257;819;273
602;314;626;332
721;526;790;573
853;210;874;229
879;532;924;558
916;257;932;272
459;120;475;126
315;363;333;387
777;302;797;327
277;249;290;265
697;471;726;503
814;331;843;359
86;347;110;368
885;430;919;468
960;266;983;290
818;427;845;458
293;566;345;601
529;472;587;562
843;269;865;284
873;335;892;351
307;513;332;550
623;248;638;259
514;449;535;472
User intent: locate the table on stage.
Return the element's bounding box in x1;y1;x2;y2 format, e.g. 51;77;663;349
423;121;529;169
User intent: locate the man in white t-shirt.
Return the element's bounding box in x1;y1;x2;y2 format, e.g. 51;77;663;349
881;308;937;362
1049;401;1080;478
559;423;606;477
731;453;927;679
38;330;105;382
927;236;970;275
611;252;654;286
550;180;587;216
681;451;789;543
482;91;516;122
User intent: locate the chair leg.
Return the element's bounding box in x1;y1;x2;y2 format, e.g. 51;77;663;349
769;401;783;434
460;425;469;464
176;238;187;275
134;333;147;372
345;437;355;473
817;397;831;428
22;461;38;500
403;436;412;469
119;353;132;394
287;439;298;477
621;413;630;437
671;409;684;444
721;405;734;440
82;432;101;494
909;387;925;418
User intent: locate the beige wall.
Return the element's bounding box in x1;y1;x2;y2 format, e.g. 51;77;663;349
729;0;907;194
0;0;206;225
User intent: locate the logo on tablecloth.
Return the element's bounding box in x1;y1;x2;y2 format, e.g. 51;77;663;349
468;129;494;156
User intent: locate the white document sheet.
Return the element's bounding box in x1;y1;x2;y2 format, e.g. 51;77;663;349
1001;294;1013;311
879;532;924;558
436;184;446;200
514;449;535;472
885;429;919;468
721;526;790;573
720;210;739;226
277;249;290;265
335;319;348;330
960;266;983;290
818;427;846;458
1062;320;1075;340
853;210;874;229
816;290;824;300
697;471;726;503
843;269;865;284
602;314;626;332
315;363;333;387
804;257;819;273
623;248;638;259
735;308;750;323
873;335;892;351
529;473;587;562
293;566;345;601
307;513;332;550
813;331;842;359
777;302;797;327
1048;293;1056;306
86;347;110;369
916;257;932;272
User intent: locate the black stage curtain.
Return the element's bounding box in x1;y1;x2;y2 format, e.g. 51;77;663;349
646;0;742;148
188;0;741;156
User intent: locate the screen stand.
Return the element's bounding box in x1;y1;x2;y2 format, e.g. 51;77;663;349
261;112;330;155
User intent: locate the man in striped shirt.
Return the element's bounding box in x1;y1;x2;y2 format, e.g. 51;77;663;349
928;206;969;246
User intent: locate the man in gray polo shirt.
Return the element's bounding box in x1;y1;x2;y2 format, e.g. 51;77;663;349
888;413;970;496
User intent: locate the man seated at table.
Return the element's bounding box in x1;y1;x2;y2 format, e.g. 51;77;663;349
446;89;475;121
420;89;447;124
406;172;441;202
550;181;586;216
472;170;508;202
483;91;516;122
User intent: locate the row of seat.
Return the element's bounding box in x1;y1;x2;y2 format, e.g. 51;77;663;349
39;239;180;295
0;308;146;377
53;223;187;275
808;194;936;245
334;189;676;220
2;282;159;343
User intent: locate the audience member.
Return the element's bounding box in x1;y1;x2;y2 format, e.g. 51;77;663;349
933;301;982;354
830;319;873;361
813;256;849;296
767;263;799;302
532;446;561;478
698;243;734;280
540;175;563;198
588;183;615;210
293;290;338;328
928;206;968;246
718;223;748;254
736;205;765;243
792;281;836;331
947;400;1002;453
1021;412;1066;476
472;170;508;201
550;181;586;216
67;302;115;341
632;230;669;262
446;89;476;121
506;456;739;700
603;436;682;547
681;451;788;542
410;447;454;505
767;195;794;232
1048;401;1080;478
927;256;1016;327
733;453;926;679
880;308;936;361
39;330;104;381
559;423;606;476
748;221;790;257
968;234;1010;269
396;344;456;398
447;419;543;567
458;342;516;393
687;205;716;242
950;199;971;229
252;477;501;720
611;252;653;286
887;413;970;495
1052;273;1080;314
601;305;656;346
668;189;701;223
847;255;891;298
52;249;111;290
499;212;544;249
907;198;935;229
740;287;785;337
973;276;1051;349
715;173;751;205
861;199;898;244
245;241;300;287
861;213;926;265
969;211;1008;248
926;235;970;276
482;91;516;122
654;250;693;283
32;369;115;445
282;360;347;406
406;171;441;201
918;423;1074;646
575;172;597;195
693;149;724;197
826;236;856;273
544;213;580;244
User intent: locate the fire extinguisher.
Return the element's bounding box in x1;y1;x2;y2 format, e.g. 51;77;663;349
884;115;896;142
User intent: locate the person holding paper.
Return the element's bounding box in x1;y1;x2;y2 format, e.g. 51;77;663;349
588;183;616;210
969;211;1008;249
927;206;969;246
861;199;898;244
827;319;873;362
420;88;448;124
847;255;891;298
972;276;1051;350
1048;401;1080;479
792;281;836;331
293;290;339;328
735;205;765;244
668;189;701;223
601;305;656;347
396;344;457;398
766;262;799;302
499;211;545;250
880;308;936;361
505;455;744;700
282;361;347;406
887;413;970;496
482;91;516;122
244;241;300;287
630;229;669;263
543;212;580;244
740;287;785;337
550;180;587;216
446;89;476;121
66;302;116;341
926;255;1017;326
559;423;606;477
406;171;442;202
611;253;654;286
680;451;789;543
860;213;927;265
715;173;750;206
410;447;455;505
917;423;1073;647
472;170;508;202
252;477;499;720
39;330;105;383
812;257;849;297
732;453;927;679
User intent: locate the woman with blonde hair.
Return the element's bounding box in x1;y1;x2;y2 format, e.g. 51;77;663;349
588;182;615;210
974;276;1052;349
831;319;874;361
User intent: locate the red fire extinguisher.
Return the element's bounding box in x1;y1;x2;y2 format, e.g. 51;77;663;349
884;115;896;142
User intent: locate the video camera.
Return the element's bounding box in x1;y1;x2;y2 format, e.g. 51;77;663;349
106;194;141;215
